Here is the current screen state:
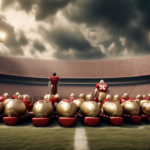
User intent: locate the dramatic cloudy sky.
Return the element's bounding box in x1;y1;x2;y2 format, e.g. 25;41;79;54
0;0;150;60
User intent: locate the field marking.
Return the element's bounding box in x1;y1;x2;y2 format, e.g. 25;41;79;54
74;128;89;150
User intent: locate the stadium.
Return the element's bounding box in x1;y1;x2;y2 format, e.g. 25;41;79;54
1;1;150;150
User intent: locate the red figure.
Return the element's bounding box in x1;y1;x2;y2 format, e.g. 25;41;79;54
49;73;59;95
96;83;108;93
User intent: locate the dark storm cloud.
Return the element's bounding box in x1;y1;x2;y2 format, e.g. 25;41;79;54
64;0;150;55
2;0;74;20
18;30;28;46
33;40;46;52
0;15;23;55
43;26;105;59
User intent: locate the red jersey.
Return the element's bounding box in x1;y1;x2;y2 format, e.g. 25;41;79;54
0;96;6;102
96;83;108;93
145;97;150;100
49;76;59;85
102;99;108;106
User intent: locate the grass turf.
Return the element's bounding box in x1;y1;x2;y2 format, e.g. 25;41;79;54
0;120;74;150
86;122;150;150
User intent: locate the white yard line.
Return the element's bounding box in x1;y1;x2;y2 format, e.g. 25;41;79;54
74;128;89;150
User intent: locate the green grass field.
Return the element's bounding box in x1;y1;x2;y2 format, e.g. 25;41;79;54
0;119;150;150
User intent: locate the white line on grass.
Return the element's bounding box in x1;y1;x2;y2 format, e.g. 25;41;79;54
74;128;89;150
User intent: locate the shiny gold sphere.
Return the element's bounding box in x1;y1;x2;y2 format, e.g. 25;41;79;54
143;95;146;99
121;100;140;115
136;94;142;100
3;98;13;108
17;95;22;100
73;99;85;109
57;100;77;117
15;92;20;97
44;94;52;101
22;94;31;103
3;93;9;98
70;93;75;97
86;94;93;101
0;102;4;113
113;94;120;102
80;101;100;117
5;99;26;117
54;94;60;99
79;93;86;100
123;93;129;99
106;94;113;101
102;101;123;117
140;100;150;115
33;100;54;118
148;94;150;97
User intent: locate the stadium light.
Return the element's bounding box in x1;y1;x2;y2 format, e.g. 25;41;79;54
0;32;6;43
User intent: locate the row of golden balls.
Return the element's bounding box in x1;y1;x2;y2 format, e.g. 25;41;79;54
1;92;150;120
0;92;31;117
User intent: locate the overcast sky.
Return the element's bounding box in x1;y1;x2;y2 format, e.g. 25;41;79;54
0;0;150;60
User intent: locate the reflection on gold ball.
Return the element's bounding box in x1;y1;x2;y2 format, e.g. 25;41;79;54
5;100;26;117
86;94;93;101
54;94;60;99
57;100;77;117
79;93;86;100
113;94;120;102
33;100;54;118
17;95;22;100
44;94;52;101
3;93;9;98
121;100;140;115
143;95;146;99
22;94;31;103
106;94;113;101
3;98;13;108
70;93;75;97
0;102;4;113
136;94;142;100
103;101;123;117
15;92;20;97
80;101;100;117
140;100;150;115
73;99;85;109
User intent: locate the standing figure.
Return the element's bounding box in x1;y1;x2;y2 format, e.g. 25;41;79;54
49;73;59;95
93;80;109;103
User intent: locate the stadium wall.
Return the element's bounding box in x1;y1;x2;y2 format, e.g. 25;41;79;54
0;55;150;103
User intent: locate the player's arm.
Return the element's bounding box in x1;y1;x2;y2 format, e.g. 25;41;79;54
93;88;98;97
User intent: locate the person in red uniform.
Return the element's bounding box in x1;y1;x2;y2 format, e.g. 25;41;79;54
49;73;59;95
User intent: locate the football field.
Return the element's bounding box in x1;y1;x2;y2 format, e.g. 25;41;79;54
0;118;150;150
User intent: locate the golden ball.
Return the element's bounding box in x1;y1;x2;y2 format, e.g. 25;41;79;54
113;94;120;102
5;100;26;117
44;94;52;101
140;100;150;115
0;102;4;113
3;98;13;108
57;100;77;117
3;93;9;98
73;99;85;109
54;94;60;99
143;95;146;99
15;92;20;97
102;101;123;117
17;95;22;100
121;100;140;115
33;100;54;118
70;93;75;97
79;93;86;100
106;94;113;101
80;101;100;117
123;93;129;99
86;94;93;101
22;94;31;103
136;94;142;100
